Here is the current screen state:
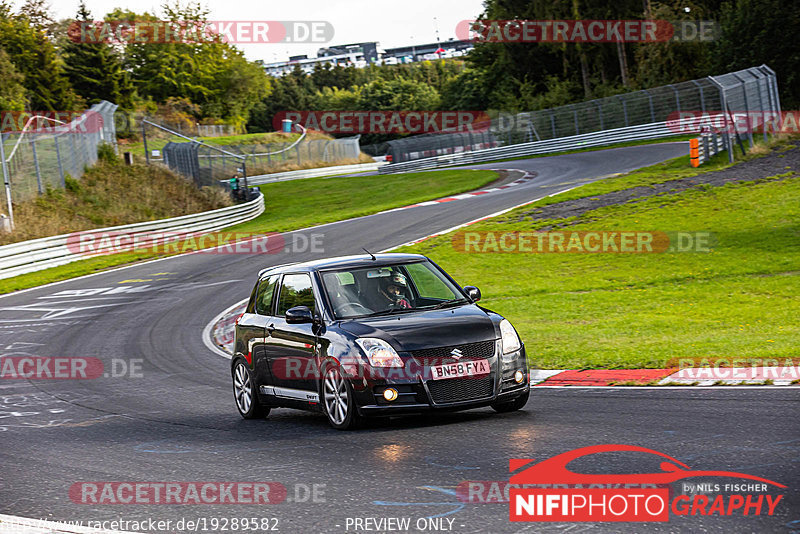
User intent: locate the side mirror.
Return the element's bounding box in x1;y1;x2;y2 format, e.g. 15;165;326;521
464;286;481;302
286;305;314;324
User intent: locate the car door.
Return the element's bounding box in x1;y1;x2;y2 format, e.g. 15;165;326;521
264;273;320;398
237;274;279;388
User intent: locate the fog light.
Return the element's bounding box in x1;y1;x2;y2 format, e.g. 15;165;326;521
383;388;399;402
514;370;525;384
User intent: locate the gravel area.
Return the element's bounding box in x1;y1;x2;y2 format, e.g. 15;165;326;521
517;144;799;225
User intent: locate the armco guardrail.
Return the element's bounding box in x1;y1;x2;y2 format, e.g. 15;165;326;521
247;161;385;185
379;120;694;174
690;132;726;167
0;192;264;280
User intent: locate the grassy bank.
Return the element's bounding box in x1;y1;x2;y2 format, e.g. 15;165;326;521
0;168;498;294
0;160;231;246
401;166;799;369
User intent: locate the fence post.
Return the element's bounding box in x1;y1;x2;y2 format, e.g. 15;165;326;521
29;134;43;194
644;90;655;122
766;68;781;114
142;121;150;165
619;95;629;126
760;70;777;137
668;84;681;112
550;112;556;138
0;133;14;229
241;158;248;194
708;75;734;163
731;73;754;148
754;74;768;144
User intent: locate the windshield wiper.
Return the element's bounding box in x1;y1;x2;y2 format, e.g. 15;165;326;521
365;307;418;317
427;298;469;310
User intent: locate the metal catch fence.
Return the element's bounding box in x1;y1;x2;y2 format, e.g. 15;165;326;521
160;134;362;185
212;136;362;176
1;101;119;227
385;65;780;167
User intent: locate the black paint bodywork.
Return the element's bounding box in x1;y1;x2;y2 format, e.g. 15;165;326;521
232;253;529;418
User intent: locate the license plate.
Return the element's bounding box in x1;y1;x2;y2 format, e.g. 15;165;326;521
430;359;490;380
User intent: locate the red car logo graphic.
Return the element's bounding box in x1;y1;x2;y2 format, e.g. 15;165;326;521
509;444;786;488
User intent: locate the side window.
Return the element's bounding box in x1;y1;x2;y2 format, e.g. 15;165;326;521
404;262;457;300
277;274;316;316
255;275;279;315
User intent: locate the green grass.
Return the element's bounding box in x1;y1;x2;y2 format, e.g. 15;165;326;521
0;169;498;295
234;169;496;234
401;174;800;369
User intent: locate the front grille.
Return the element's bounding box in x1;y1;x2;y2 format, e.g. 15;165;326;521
411;340;495;364
427;376;494;404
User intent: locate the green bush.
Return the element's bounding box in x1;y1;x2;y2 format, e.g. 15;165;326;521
97;143;118;164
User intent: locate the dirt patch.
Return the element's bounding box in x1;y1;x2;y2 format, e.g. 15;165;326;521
517;146;800;225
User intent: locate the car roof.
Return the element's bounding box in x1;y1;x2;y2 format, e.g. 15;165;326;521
257;253;428;278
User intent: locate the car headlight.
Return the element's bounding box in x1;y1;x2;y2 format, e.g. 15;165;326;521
356;338;404;367
500;319;521;354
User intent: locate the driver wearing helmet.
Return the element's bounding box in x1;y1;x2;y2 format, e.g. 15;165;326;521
379;272;411;309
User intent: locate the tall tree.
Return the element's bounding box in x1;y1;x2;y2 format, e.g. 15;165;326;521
0;1;76;110
712;0;800;108
633;0;714;88
111;2;270;125
62;1;135;108
0;47;27;111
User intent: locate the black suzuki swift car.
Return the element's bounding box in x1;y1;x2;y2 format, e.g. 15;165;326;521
231;253;529;429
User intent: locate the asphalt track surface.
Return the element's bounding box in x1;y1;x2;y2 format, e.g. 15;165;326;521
1;142;798;533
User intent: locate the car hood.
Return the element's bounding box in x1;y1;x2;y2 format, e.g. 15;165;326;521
338;304;497;351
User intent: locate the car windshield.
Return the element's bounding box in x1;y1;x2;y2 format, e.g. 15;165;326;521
321;261;467;319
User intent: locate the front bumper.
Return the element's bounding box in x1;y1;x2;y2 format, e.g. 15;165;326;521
353;342;529;416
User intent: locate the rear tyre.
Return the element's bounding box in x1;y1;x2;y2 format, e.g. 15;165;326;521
233;360;269;419
491;389;529;413
322;366;360;430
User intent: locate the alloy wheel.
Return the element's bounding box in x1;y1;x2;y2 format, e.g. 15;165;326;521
323;368;349;425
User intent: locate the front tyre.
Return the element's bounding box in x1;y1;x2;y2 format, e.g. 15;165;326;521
491;389;529;413
233;360;269;419
322;366;360;430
